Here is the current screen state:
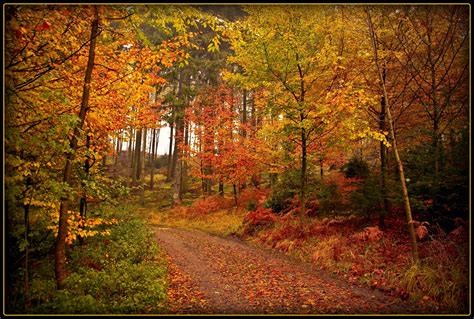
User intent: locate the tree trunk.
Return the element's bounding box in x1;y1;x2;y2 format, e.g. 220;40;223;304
219;178;224;196
24;203;30;307
233;183;238;206
367;8;418;262
172;159;182;205
300;124;307;215
170;128;179;179
379;91;389;229
166;121;174;181
79;134;91;245
182;122;189;194
150;129;156;189
141;128;147;179
133;128;142;185
129;127;135;182
114;131;121;167
242;89;247;137
129;127;134;167
155;127;160;162
55;6;99;289
171;70;184;190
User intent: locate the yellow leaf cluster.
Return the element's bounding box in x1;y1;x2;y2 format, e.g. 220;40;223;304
48;209;117;245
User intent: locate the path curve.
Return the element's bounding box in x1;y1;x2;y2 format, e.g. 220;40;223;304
153;227;429;314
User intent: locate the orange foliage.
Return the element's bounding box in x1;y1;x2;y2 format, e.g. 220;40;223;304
244;207;276;228
237;188;270;209
187;195;234;216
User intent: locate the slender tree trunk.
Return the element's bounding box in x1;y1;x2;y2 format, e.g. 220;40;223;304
55;6;99;289
367;8;418;262
129;127;135;180
133;128;142;185
114;131;120;167
427;23;441;180
242;89;247;137
155;127;160;162
79;134;91;245
182;122;189;194
219;178;224;196
171;71;183;191
112;135;117;166
129;128;134;166
300;124;307;215
233;183;238;207
141;128;147;178
150;129;156;189
251;92;256;136
166;121;174;181
433;118;440;177
379;89;389;229
118;132;122;158
24;203;30;307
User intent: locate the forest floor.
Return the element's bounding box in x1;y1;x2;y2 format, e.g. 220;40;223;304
153;226;433;314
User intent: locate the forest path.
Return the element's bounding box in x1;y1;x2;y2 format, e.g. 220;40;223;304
153;226;428;314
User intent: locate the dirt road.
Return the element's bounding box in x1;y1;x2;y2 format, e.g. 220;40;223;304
153;227;429;314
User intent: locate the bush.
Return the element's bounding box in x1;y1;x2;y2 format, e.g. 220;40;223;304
317;181;341;213
342;157;369;179
20;204;168;314
349;174;383;218
246;200;257;212
264;169;300;213
243;207;276;235
187;195;234;216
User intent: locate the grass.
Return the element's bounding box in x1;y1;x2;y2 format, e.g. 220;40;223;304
150;206;246;237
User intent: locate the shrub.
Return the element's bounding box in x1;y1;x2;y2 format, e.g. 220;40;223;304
187;195;234;216
246;200;257;212
317;181;341;212
243;207;276;235
349;174;383;218
264;187;297;213
22;204;168;314
264;170;300;213
342;156;369;179
238;187;270;209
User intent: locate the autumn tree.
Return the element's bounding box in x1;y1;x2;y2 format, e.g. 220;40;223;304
225;6;385;214
5;4;191;290
366;7;419;262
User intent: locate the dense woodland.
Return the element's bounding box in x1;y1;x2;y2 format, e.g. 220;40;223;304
4;4;470;314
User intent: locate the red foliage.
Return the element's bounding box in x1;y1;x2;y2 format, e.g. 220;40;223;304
35;21;52;31
271;223;308;242
188;195;234;216
238;187;270;208
244;207;276;227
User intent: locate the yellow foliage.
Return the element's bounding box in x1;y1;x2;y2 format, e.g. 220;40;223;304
48;209;116;245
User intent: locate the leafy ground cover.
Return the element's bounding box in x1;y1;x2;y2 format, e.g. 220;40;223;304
8;202;169;314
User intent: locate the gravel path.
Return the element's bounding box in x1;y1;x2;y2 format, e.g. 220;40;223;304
153;226;430;315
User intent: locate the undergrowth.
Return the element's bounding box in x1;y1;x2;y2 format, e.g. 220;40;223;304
11;203;168;314
242;211;469;313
